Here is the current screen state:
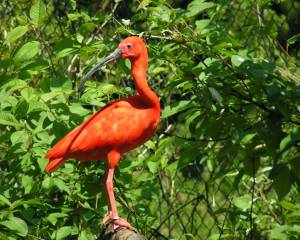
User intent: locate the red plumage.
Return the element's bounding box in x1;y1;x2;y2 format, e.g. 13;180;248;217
46;97;159;168
45;36;160;230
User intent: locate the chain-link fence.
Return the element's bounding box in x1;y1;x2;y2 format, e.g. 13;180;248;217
150;160;236;239
145;1;300;239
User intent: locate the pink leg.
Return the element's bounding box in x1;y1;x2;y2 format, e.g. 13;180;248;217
102;171;112;224
102;150;131;230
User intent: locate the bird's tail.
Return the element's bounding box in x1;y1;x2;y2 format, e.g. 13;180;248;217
45;157;65;173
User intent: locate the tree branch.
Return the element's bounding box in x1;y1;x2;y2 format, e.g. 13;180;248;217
98;224;146;240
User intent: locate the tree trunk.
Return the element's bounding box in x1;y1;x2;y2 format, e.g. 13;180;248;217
98;224;147;240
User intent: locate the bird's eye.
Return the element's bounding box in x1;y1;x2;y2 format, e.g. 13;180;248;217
127;44;132;49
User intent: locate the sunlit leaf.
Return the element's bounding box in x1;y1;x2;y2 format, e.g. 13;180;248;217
241;133;257;145
0;195;11;207
195;19;210;33
208;87;223;104
186;0;215;18
287;33;300;45
0;217;28;237
14;41;40;62
162;100;195;119
56;226;77;240
47;213;68;226
233;194;251;210
0;111;20;127
30;0;47;27
4;26;28;44
231;55;249;67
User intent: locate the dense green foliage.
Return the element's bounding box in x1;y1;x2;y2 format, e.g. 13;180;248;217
1;0;300;239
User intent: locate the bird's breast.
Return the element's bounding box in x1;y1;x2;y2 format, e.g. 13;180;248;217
117;108;159;153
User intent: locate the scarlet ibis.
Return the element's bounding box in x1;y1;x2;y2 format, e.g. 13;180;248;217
45;36;160;230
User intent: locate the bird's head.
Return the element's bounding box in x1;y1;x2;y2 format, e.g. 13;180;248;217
118;36;147;60
79;36;147;95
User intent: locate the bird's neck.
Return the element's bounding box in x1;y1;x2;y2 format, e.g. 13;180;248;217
131;58;160;109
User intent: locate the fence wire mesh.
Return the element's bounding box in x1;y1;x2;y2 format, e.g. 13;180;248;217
144;1;299;239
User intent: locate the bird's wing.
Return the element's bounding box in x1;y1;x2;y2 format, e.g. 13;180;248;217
46;100;152;160
69;102;151;152
45;107;108;160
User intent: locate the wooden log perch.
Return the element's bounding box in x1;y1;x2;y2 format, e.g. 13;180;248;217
98;223;147;240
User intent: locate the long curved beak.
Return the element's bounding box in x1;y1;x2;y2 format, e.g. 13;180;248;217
78;48;121;96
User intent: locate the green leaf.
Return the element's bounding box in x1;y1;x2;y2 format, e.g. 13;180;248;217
78;23;96;36
14;41;40;62
2;79;27;92
138;0;152;9
41;91;62;102
208;87;223;104
292;225;300;233
20;58;49;72
150;6;171;23
28;99;48;113
21;87;34;102
233;194;251;210
186;0;215;18
4;26;28;44
9;199;42;210
42;177;54;189
195;19;210;33
99;83;118;95
286;211;300;221
241;133;257;145
53;178;71;194
30;0;47;27
0;111;20;127
10;130;30;151
14;99;29;118
56;48;78;59
271;165;291;200
21;175;34;194
178;145;199;169
56;226;77;240
47;213;68;226
206;31;220;45
0;194;11;207
0;217;28;237
269;225;289;240
162;100;195;119
279;201;299;211
67;13;83;21
209;234;223;240
79;230;95;240
287;33;300;45
231;55;249;67
69;103;90;116
166;161;178;178
147;160;160;174
280;127;300;152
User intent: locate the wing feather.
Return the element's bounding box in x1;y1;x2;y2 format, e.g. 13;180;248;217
46;99;151;160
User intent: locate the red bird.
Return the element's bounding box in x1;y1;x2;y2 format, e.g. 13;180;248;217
45;36;160;229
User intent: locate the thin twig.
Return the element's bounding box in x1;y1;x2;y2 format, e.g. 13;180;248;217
249;159;256;240
259;188;282;224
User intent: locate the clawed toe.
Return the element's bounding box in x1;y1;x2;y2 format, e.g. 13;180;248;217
113;218;131;228
102;211;113;225
103;216;131;231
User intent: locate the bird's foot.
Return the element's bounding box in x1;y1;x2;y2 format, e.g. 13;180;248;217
113;217;131;229
102;211;113;225
103;216;131;231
